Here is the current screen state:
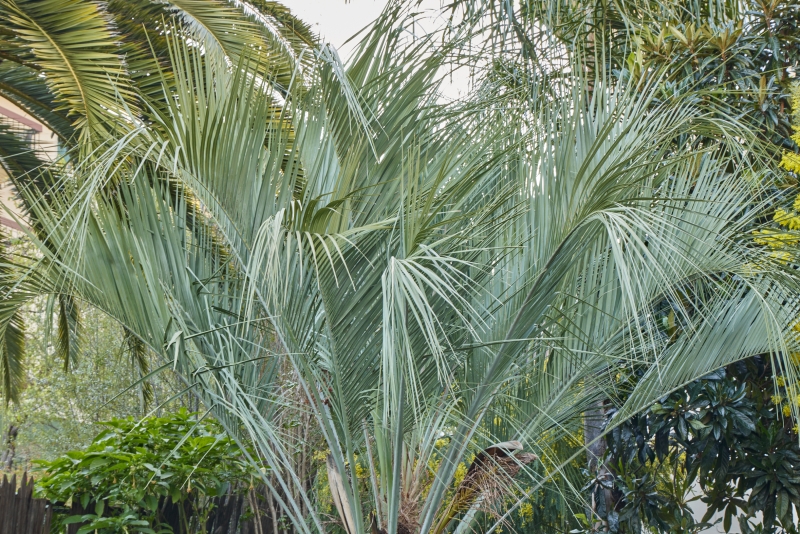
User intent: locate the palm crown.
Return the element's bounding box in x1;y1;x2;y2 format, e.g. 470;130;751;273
1;1;799;533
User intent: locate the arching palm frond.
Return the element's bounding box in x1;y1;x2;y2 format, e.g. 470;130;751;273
54;293;81;371
0;0;321;401
0;0;135;143
0;62;74;141
0;227;27;404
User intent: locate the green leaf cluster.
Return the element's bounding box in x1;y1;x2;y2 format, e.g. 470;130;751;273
600;358;800;533
35;408;255;534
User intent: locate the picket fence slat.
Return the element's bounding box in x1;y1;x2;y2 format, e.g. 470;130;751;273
0;472;52;534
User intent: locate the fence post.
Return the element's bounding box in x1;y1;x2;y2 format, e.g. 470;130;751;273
0;471;53;534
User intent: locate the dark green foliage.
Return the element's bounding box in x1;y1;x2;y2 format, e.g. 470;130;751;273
619;7;800;151
34;409;256;534
595;357;800;533
507;0;800;152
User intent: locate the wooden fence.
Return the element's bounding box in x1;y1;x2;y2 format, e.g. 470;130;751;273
64;492;267;534
1;474;274;534
0;472;52;534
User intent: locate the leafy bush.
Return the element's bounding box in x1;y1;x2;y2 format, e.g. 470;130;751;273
34;409;256;533
596;357;800;533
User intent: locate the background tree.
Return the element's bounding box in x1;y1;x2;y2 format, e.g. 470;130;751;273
602;358;800;534
573;56;800;534
0;0;317;401
0;295;185;468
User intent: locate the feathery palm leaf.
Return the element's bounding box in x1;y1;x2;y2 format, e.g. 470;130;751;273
0;0;320;399
0;0;134;142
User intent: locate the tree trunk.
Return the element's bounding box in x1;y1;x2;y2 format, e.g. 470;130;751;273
584;400;613;531
1;425;18;470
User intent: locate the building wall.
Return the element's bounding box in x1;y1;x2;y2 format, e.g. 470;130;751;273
0;95;58;231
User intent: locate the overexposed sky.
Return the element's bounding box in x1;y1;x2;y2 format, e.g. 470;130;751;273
287;0;390;51
285;0;470;98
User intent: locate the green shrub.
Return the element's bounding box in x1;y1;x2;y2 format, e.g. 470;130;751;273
34;408;256;533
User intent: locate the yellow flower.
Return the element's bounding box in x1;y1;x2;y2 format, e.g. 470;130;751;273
778;84;800;189
312;449;330;462
781;152;800;174
428;456;442;474
771;394;783;406
741;263;762;276
518;502;534;525
792;85;800;118
777;376;786;387
771;209;800;231
784;404;792;417
435;438;448;448
355;462;368;480
753;229;800;248
770;250;793;264
453;462;468;487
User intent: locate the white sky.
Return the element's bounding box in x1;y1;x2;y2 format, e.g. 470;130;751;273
286;0;471;98
287;0;391;52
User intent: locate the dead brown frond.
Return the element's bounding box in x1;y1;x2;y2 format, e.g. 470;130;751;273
431;441;537;534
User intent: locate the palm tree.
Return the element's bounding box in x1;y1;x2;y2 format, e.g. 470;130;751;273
0;0;317;399
3;1;800;532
